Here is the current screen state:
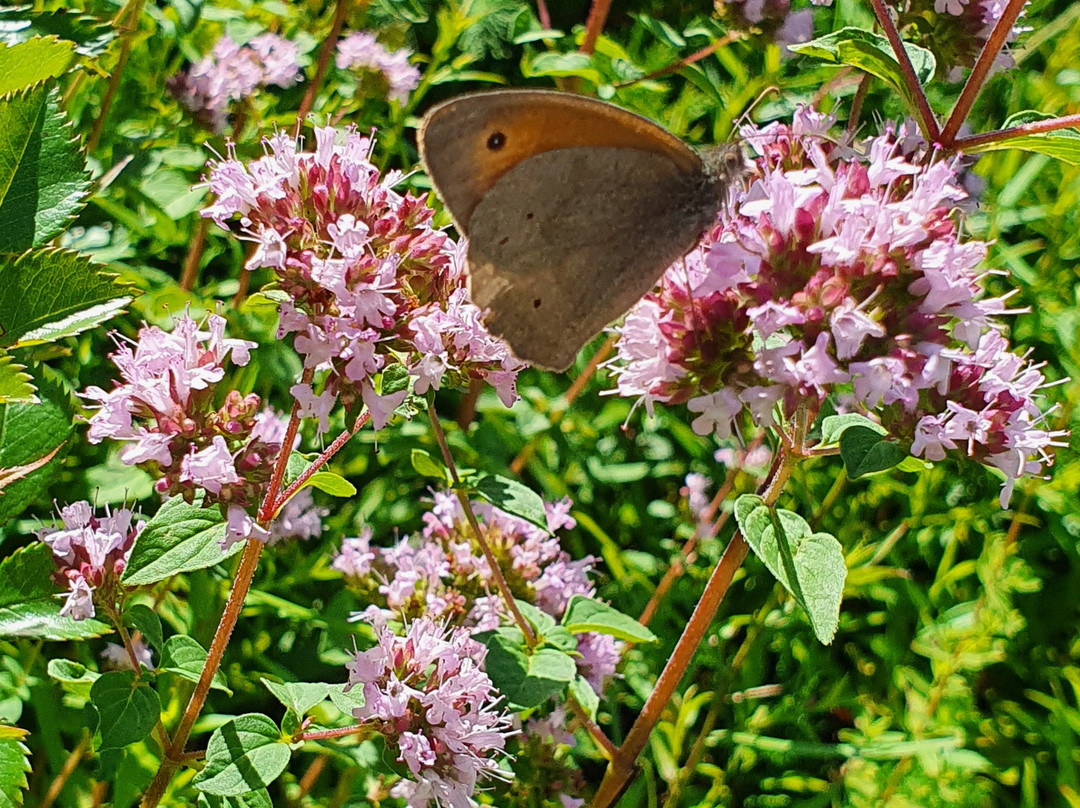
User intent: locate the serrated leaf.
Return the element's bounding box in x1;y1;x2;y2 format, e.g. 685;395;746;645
0;8;114;59
90;671;160;750
192;714;291;796
0;38;75;95
734;495;846;645
789;28;936;121
0;84;90;251
0;724;29;807
299;472;355;498
410;449;446;480
261;680;329;717
0;370;71;524
478;627;576;709
0;249;132;347
474;475;549;532
569;675;600;721
161;635;232;695
0;544;109;640
46;658;99;697
0;354;33;402
818;413;885;446
561;596;657;644
124;604;163;652
122;496;238;586
839;425;906;478
963;111;1080;165
197;790;274;808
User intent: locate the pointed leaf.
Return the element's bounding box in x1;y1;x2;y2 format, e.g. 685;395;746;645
474;475;549;531
124;604;163;652
0;84;90;251
0;8;114;59
963;111;1080;165
197;791;274;808
0;724;29;807
298;472;355;498
161;635;232;695
818;413;885;446
569;676;600;721
0;38;75;95
327;683;365;716
789;28;936;121
0;544;109;640
260;680;330;717
0;249;132;348
192;714;291;796
477;627;576;709
734;495;846;645
122;496;239;586
561;596;657;644
90;671;161;750
410;449;446;480
839;424;906;478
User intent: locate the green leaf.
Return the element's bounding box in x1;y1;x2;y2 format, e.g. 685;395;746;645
789;28;936;120
260;680;329;717
0;8;114;59
0;370;71;524
839;425;906;478
569;676;600;721
161;635;233;695
963;111;1080;165
0;84;90;251
0;249;132;348
561;596;657;644
46;659;99;697
0;353;34;402
0;544;109;640
124;604;163;652
477;627;576;709
523;51;601;83
410;449;446;480
327;683;364;716
734;495;846;645
90;671;160;751
0;38;75;95
0;724;29;808
197;790;274;808
299;472;355;498
818;413;885;446
473;475;549;531
192;714;291;796
122;496;238;586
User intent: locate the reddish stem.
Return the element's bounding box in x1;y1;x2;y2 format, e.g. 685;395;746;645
867;0;940;141
954;112;1080;150
257;369;314;523
579;0;613;55
297;0;354;127
270;411;370;517
536;0;552;31
940;0;1028;145
179;217;209;291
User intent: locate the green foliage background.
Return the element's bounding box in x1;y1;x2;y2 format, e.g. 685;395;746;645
0;0;1078;806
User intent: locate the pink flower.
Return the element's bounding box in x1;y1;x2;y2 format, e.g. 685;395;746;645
609;109;1064;507
335;32;420;104
346;617;513;807
38;503;144;621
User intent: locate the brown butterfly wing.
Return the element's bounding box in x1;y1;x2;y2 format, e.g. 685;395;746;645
466;146;720;370
418;89;704;231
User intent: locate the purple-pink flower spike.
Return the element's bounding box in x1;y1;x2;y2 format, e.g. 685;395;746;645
201;125;522;433
610;108;1065;506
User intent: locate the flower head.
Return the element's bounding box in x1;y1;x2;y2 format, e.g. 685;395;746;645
336;32;420;104
610;108;1064;506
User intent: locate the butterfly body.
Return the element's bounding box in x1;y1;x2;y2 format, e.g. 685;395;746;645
419;89;743;371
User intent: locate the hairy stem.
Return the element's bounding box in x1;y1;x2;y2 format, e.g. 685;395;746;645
866;0;940;141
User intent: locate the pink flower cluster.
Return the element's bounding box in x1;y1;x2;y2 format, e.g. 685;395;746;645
346;615;513;808
38;502;144;620
168;33;302;132
611;109;1064;506
81;312;290;543
333;491;622;693
335;31;421;105
202;126;521;434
